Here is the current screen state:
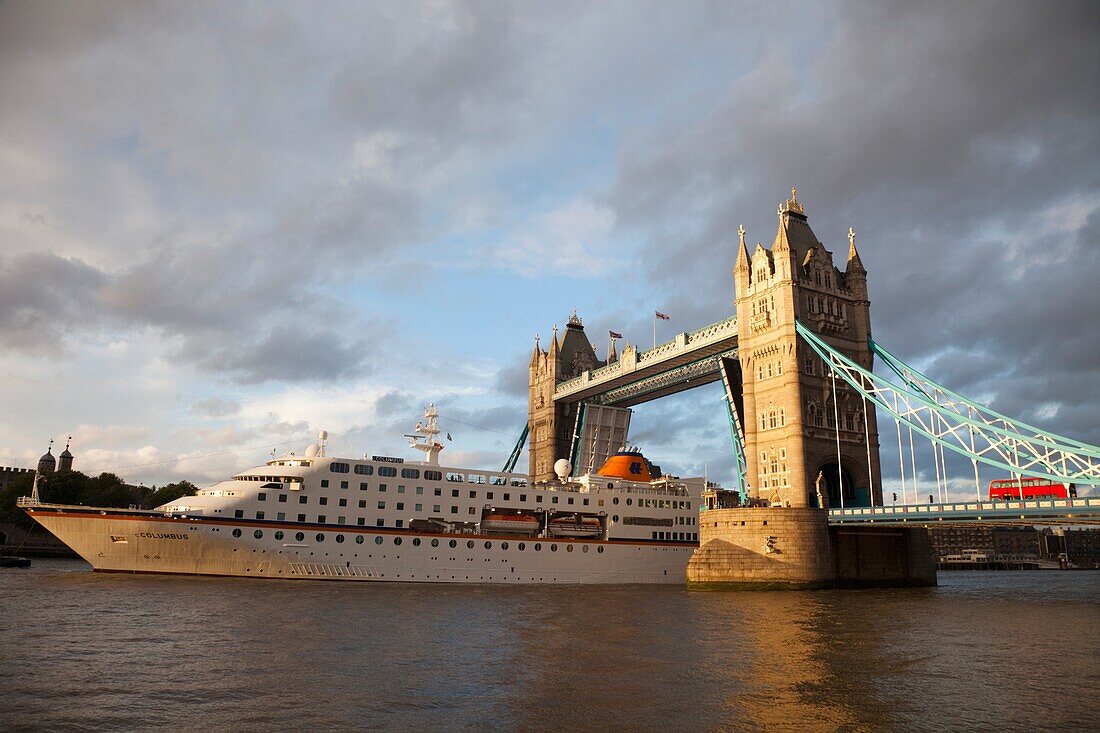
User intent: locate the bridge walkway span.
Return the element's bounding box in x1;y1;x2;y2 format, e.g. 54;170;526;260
553;316;738;407
825;497;1100;526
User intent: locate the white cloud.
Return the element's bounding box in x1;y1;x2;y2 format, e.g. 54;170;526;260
484;199;617;277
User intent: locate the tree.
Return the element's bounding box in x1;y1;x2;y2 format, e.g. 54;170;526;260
144;481;198;509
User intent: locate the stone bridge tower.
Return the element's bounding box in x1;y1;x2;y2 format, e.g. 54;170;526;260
528;312;603;482
734;189;882;508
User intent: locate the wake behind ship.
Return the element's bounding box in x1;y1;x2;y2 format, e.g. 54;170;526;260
21;407;712;584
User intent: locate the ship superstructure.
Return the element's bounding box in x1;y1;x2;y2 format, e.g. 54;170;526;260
22;407;708;584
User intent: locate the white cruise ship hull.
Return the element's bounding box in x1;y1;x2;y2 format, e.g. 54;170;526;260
28;507;695;584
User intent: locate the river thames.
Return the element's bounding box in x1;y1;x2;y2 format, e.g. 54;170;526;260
1;561;1096;732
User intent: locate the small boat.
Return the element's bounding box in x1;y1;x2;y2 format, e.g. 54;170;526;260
548;515;603;538
0;556;31;568
481;512;540;535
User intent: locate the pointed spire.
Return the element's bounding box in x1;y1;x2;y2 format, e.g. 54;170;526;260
846;226;866;273
530;333;542;366
549;324;560;357
607;335;618;363
734;224;750;270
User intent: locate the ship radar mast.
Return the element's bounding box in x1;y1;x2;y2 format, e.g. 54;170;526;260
406;404;445;465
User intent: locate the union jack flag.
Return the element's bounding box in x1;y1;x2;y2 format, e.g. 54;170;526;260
609;330;623;339
655;311;670;320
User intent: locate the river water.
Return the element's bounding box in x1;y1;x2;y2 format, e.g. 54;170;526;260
1;560;1096;732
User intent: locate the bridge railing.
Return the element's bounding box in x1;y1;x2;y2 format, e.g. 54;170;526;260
555;315;739;397
828;497;1100;519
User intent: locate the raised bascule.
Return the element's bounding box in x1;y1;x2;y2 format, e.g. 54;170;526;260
524;189;1100;588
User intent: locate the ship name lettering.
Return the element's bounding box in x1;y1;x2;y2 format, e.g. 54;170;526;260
135;532;190;540
621;516;674;527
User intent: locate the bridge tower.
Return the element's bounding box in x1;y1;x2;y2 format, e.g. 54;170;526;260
734;189;882;508
528;312;603;482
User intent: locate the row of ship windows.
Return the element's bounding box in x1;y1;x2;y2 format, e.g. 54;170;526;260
261;488;693;511
652;532;697;541
228;528;609;553
233;509;691;527
327;462;527;486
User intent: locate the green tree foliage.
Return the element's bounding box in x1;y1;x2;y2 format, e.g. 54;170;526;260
144;481;198;509
0;471;199;526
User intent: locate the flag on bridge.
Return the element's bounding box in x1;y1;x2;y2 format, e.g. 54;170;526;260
655;311;670;320
609;330;623;339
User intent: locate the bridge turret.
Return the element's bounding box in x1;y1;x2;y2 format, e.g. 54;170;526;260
527;311;601;483
734;223;751;295
735;188;883;509
844;227;868;297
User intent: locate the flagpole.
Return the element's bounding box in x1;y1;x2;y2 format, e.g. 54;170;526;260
652;314;656;349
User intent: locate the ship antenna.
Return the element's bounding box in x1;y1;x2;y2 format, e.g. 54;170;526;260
408;404;444;466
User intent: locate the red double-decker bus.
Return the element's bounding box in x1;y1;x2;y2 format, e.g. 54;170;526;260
988;477;1071;501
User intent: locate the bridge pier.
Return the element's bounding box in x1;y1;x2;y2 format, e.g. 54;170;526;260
687;508;936;589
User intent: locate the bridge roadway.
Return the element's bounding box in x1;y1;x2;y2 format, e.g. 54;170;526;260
553;315;739;406
827;497;1100;525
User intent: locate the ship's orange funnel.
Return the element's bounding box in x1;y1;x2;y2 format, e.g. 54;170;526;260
596;451;654;481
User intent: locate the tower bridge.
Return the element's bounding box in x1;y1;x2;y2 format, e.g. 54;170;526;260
518;188;1100;588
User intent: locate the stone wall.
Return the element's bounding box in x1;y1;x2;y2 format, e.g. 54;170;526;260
830;526;936;588
687;507;936;589
687;507;835;589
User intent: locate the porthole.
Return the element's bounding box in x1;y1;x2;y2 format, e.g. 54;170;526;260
501;542;509;550
412;538;421;547
467;540;475;549
431;538;439;547
355;535;364;544
535;543;542;551
613;497;619;505
254;530;263;539
582;545;589;553
626;498;632;506
232;528;242;538
449;539;457;548
274;531;284;540
374;536;383;545
518;542;525;551
597;546;604;553
484;541;492;550
566;544;573;552
336;534;345;543
295;532;305;542
613;515;619;522
551;544;558;552
315;533;325;542
394;537;402;546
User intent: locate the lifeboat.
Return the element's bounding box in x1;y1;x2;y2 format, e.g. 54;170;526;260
547;514;603;538
595;450;659;482
481;512;539;535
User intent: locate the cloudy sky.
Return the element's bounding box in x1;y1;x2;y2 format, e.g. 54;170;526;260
1;1;1097;498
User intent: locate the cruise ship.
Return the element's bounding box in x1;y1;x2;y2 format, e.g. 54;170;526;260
22;407;706;584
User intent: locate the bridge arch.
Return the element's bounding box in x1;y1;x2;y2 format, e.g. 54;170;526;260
812;459;870;509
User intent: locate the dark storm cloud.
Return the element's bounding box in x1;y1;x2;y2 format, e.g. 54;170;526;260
607;0;1100;444
495;353;532;397
1;0;1097;468
180;324;373;385
0;1;530;383
0;252;106;354
373;390;414;419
